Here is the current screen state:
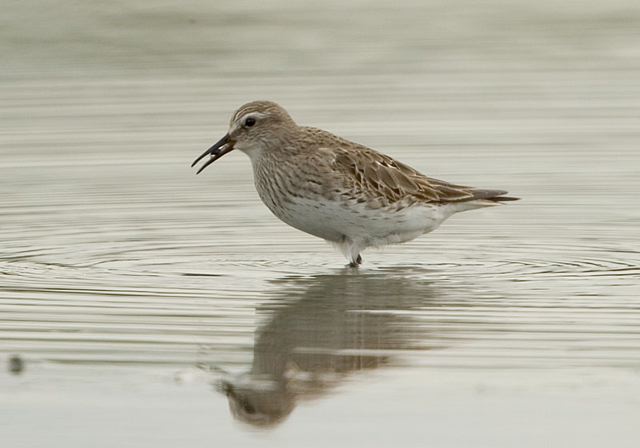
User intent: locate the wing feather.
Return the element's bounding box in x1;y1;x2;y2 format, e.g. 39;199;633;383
306;127;516;205
330;146;475;204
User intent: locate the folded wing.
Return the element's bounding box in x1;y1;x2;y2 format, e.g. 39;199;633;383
330;146;518;205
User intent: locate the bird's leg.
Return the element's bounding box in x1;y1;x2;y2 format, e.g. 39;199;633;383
348;254;363;268
340;236;364;267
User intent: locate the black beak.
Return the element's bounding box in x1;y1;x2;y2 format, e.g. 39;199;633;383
191;133;235;174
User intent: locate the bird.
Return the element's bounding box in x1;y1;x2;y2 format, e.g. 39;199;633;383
192;101;518;267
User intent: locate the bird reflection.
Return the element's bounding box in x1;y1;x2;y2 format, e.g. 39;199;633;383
217;268;444;427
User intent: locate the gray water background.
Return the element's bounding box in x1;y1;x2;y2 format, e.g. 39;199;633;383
1;0;640;446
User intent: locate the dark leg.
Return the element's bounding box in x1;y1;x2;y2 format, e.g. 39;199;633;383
348;254;363;268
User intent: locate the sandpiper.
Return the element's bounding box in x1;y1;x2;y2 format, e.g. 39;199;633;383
192;101;518;266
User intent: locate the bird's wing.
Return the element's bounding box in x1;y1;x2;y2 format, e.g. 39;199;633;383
327;145;477;204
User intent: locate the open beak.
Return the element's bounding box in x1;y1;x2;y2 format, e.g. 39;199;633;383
191;133;235;174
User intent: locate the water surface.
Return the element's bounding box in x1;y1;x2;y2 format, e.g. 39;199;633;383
1;0;640;446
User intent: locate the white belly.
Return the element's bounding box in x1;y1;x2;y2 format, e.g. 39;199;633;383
264;195;451;247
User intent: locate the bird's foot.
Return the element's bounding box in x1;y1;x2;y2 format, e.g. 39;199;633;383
348;254;363;268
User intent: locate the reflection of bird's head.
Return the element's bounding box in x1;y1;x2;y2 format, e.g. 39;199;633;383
218;377;294;427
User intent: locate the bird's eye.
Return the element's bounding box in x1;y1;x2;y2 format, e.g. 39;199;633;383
244;117;256;127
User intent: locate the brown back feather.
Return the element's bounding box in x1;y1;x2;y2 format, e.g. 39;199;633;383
330;146;486;204
307;127;519;205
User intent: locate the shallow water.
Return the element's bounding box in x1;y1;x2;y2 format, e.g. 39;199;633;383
2;0;640;446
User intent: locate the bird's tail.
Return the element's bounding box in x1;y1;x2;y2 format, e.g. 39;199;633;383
470;189;520;203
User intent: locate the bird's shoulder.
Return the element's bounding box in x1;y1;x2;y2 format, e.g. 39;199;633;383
298;127;475;204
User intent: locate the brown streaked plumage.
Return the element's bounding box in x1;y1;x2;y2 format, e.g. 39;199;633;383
192;100;518;266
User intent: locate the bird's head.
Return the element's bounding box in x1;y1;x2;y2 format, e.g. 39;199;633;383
192;101;296;174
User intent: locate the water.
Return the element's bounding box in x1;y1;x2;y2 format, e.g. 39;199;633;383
2;0;640;446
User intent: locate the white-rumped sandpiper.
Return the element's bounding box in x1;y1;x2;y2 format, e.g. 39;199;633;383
192;101;518;266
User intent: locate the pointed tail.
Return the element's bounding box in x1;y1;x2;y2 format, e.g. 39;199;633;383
471;189;520;203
